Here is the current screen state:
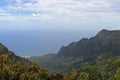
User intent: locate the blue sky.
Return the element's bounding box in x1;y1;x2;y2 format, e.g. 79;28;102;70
0;0;120;56
0;0;120;31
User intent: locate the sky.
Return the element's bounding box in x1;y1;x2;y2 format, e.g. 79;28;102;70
0;0;120;56
0;0;120;30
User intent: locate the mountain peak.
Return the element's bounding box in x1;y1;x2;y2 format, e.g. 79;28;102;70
96;29;120;39
101;29;109;32
96;29;109;37
58;29;120;57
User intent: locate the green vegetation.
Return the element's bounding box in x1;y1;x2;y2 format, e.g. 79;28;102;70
0;54;120;80
64;55;120;80
0;29;120;79
0;54;63;80
0;48;120;79
29;29;120;73
29;55;84;73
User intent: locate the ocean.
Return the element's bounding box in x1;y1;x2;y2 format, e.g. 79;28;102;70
0;29;97;56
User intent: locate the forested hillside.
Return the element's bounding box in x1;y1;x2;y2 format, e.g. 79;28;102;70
0;29;120;80
1;54;120;80
29;29;120;73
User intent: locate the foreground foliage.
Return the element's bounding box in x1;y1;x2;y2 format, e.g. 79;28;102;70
0;54;63;80
0;54;120;80
64;55;120;80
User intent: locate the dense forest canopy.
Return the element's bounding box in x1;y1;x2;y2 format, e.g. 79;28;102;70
0;54;120;80
0;29;120;80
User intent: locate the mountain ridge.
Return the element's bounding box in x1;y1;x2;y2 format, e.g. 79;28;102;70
58;29;120;57
29;29;120;72
0;43;31;65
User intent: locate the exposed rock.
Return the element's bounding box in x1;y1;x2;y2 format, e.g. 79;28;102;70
58;29;120;57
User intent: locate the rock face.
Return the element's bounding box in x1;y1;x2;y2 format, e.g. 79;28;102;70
0;43;31;65
28;29;120;72
58;29;120;57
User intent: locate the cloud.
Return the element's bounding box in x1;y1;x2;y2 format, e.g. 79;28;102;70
0;0;120;22
0;8;5;13
0;8;11;16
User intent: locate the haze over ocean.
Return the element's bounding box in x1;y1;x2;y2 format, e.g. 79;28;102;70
0;29;98;56
0;0;120;56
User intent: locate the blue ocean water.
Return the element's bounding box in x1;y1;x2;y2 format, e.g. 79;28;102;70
0;29;97;56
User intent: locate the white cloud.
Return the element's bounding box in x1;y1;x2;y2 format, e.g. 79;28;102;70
15;0;23;4
0;8;6;13
0;0;120;22
0;8;12;16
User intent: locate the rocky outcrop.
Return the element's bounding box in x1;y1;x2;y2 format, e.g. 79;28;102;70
58;29;120;57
